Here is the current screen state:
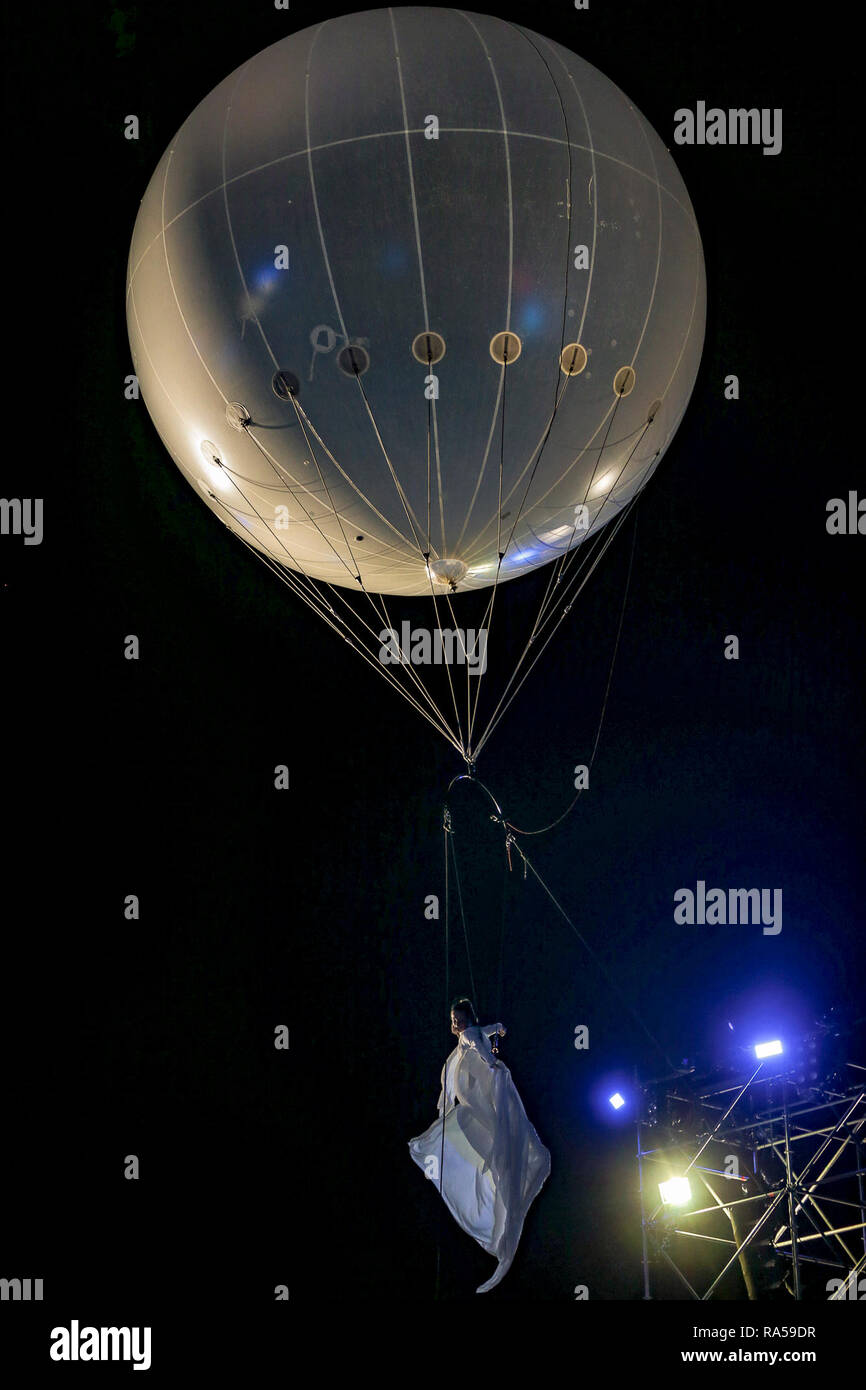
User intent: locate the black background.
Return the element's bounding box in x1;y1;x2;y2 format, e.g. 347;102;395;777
3;0;863;1371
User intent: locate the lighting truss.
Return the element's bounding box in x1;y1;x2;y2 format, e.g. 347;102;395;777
635;1038;866;1300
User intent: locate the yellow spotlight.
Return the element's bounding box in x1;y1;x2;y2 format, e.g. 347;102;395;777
659;1176;692;1206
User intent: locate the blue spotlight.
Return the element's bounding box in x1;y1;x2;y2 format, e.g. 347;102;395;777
609;1092;625;1110
755;1039;783;1059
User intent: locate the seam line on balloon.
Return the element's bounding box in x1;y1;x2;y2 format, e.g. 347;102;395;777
303;20;432;569
451;10;515;557
388;8;447;559
126;130;698;301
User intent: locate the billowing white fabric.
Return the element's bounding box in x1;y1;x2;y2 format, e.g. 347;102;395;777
408;1023;551;1293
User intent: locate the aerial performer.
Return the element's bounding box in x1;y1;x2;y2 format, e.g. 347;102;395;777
409;997;551;1293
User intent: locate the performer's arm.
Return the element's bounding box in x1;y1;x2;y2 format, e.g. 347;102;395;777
480;1021;505;1038
467;1023;505;1068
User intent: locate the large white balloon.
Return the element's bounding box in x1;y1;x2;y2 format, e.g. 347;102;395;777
127;7;705;597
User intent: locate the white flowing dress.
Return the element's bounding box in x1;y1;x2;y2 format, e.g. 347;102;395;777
408;1023;551;1292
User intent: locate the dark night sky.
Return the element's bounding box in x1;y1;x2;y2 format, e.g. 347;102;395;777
4;0;863;1361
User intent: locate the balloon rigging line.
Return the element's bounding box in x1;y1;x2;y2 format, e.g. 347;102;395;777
210;434;351;588
515;839;678;1072
459;377;567;562
467;566;502;755
289;396;420;555
194;461;328;611
250;408;465;740
282;406;424;670
466;379;631;755
297;353;622;761
429;579;477;759
495;851;510;1024
476;406;647;746
232;394;640;767
211;440;464;746
496;360;506;563
505;500;639;836
433;770;500;1296
494;360;572;570
528;387;628;638
458;24;614;739
417;343;469;761
243;428;364;585
530;402;648;637
465;355;510;756
452;367;506;555
442;772;505;1018
257;403;469;756
387;573;467;734
445;578;492;756
473;495;634;757
426;348;432;559
211;508;348;624
231;523;337;617
415;344;475;754
530;425;652;642
245;423;460;734
436;798;452;1301
415;343;473;754
473;498;631;758
425;582;468;757
281;399;364;581
442;772;678;1072
446;769;507;821
446;820;479;1017
230;527;466;751
529;510;616;648
227;517;460;743
413;538;473;750
431;392;447;560
264;369;644;767
351;370;428;557
460;378;635;566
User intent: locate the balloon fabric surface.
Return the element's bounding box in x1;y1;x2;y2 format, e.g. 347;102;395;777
127;6;704;596
126;7;705;758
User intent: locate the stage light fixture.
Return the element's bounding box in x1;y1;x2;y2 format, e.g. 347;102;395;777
659;1176;692;1206
754;1040;783;1058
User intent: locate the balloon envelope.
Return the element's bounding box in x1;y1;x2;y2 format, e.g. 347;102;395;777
127;7;705;596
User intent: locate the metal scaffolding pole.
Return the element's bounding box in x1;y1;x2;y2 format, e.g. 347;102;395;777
634;1039;866;1301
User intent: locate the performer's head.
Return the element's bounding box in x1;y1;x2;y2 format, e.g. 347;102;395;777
450;997;477;1034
